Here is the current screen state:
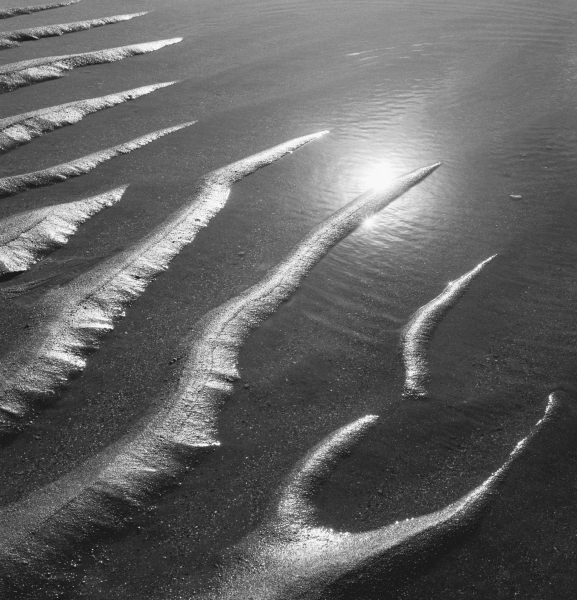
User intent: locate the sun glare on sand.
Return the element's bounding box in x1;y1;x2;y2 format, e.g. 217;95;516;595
363;161;400;190
359;161;400;229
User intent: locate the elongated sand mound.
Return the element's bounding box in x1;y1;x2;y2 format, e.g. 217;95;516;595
0;12;147;50
0;160;443;580
0;82;176;152
402;255;496;399
0;132;325;438
0;1;81;20
0;38;182;93
0;123;193;198
0;186;128;276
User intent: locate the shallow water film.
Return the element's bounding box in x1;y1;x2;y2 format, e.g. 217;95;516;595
1;0;577;598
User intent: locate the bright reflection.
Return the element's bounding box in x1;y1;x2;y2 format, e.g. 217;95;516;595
361;214;380;230
356;161;402;231
362;161;400;191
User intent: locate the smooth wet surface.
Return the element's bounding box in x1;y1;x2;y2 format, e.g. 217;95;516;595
1;0;577;598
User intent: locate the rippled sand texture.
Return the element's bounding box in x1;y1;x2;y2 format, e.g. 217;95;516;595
0;12;147;49
0;0;81;19
0;82;176;152
1;0;574;597
0;38;181;93
0;186;127;276
0;132;324;438
158;162;438;448
200;395;560;600
0;123;192;198
402;255;497;399
0;161;439;581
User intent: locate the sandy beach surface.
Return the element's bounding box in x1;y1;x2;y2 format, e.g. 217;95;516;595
0;0;577;598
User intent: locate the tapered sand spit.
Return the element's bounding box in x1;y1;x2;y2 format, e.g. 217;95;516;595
0;38;182;93
0;1;82;20
402;255;497;399
0;12;147;50
0;186;128;276
0;122;193;198
0;82;177;153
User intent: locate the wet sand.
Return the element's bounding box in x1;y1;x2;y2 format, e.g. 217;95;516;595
1;0;577;598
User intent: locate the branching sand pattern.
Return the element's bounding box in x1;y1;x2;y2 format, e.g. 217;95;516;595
0;132;324;437
0;186;128;276
0;123;193;199
0;0;81;20
0;12;147;50
0;38;182;93
200;395;559;600
0;82;177;152
0;162;438;578
0;2;563;598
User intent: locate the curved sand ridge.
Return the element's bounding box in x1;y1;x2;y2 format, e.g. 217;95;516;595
0;38;181;93
199;394;561;600
0;159;438;576
0;81;177;153
402;255;497;399
0;0;81;19
0;132;325;437
168;162;440;447
0;186;128;276
0;123;193;199
0;12;148;50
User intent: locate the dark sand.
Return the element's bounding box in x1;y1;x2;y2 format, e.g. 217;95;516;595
0;0;577;598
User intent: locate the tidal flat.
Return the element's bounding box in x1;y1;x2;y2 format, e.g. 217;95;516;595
0;0;576;598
